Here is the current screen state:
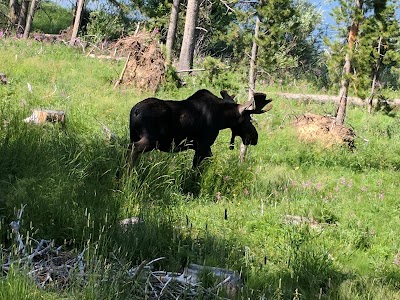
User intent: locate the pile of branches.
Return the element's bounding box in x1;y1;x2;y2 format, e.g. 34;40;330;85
112;32;165;91
293;113;355;148
1;205;85;289
127;261;239;299
87;31;166;91
2;205;240;299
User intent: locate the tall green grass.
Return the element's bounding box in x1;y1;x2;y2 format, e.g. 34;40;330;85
1;39;400;299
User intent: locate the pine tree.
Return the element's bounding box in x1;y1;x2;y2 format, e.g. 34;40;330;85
178;0;199;71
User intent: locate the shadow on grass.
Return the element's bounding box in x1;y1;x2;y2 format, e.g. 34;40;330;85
0;115;360;299
0;113;124;246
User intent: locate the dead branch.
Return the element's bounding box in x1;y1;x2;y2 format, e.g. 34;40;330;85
2;208;241;298
113;52;132;89
9;204;27;255
95;118;119;142
220;0;236;13
176;66;231;73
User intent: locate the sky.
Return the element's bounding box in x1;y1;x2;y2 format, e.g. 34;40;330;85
55;0;398;39
309;0;339;41
56;0;338;27
311;0;336;25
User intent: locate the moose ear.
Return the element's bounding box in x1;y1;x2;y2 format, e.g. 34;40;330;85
252;93;273;114
220;90;236;103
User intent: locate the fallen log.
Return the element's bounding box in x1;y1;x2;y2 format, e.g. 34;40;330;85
275;92;400;107
87;54;127;61
23;109;65;125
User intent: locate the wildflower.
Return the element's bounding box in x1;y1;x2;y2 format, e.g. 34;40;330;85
379;192;384;200
303;181;311;188
316;182;323;191
341;177;346;185
347;181;352;188
216;192;222;201
244;188;250;196
361;186;367;192
334;185;339;192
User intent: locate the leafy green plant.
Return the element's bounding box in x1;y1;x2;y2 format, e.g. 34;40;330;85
32;2;71;34
85;10;129;43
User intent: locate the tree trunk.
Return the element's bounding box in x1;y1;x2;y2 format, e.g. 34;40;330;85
335;0;363;126
367;65;378;114
16;0;29;35
248;17;260;103
22;0;38;39
166;0;180;65
335;52;351;125
9;0;20;25
69;0;85;46
367;36;382;114
178;0;199;71
240;17;260;163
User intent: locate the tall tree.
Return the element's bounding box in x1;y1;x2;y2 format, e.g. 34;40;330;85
16;0;29;35
178;0;199;71
22;0;38;38
8;0;19;25
355;0;400;113
165;0;180;64
70;0;85;46
240;16;260;163
335;0;364;126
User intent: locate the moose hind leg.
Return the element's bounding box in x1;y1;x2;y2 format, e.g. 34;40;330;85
126;137;154;167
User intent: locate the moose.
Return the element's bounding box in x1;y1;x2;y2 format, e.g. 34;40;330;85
127;89;272;168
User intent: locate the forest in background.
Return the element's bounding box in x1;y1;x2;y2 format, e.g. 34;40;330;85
1;0;400;108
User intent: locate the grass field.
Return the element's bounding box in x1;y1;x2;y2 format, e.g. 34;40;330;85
1;39;400;299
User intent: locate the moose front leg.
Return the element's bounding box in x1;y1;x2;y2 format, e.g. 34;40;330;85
193;147;212;168
229;132;235;150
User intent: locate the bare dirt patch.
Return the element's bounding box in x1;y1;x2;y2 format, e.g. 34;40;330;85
293;113;355;148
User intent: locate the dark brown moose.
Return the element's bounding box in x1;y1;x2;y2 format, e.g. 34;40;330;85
127;89;272;167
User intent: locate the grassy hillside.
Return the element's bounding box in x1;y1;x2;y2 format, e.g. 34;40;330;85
1;39;400;299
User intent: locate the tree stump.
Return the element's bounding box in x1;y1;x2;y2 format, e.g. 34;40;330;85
23;109;65;125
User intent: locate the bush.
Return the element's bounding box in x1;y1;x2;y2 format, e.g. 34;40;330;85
32;2;71;34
